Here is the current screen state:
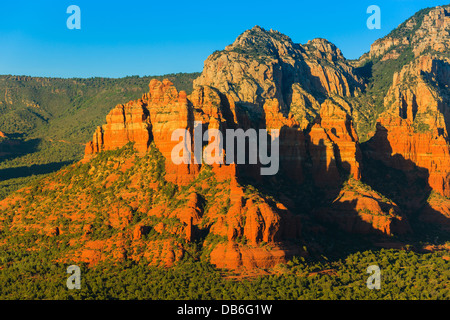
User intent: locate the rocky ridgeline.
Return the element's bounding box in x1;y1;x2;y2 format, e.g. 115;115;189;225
194;26;364;128
366;6;450;61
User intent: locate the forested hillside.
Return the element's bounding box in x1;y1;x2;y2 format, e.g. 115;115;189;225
0;73;200;199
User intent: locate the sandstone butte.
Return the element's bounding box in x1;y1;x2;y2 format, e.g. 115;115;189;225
2;5;450;270
78;77;406;269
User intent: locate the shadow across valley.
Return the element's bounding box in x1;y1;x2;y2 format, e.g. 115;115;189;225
0;137;41;163
0;161;73;181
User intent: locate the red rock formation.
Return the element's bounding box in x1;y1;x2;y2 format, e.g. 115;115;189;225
263;98;306;182
384;55;450;133
204;177;302;269
309;123;340;186
85;100;151;157
308;100;362;187
85;80;198;184
366;50;450;198
314;180;411;236
368;116;450;198
146;79;200;185
81;78;366;271
209;242;294;269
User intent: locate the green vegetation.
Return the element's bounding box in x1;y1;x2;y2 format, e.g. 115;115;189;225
225;27;297;63
349;6;445;141
0;73;200;200
0;244;448;300
343;178;394;204
413;121;431;133
0;74;199;140
352;47;416;141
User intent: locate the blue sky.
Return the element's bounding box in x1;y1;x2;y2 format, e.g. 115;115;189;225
0;0;448;78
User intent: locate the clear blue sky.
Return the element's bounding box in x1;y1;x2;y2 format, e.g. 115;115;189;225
0;0;448;78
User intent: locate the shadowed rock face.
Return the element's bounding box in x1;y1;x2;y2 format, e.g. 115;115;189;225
366;118;450;198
